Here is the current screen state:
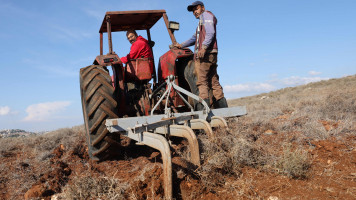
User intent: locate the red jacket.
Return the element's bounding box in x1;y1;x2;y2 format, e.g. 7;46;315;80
120;36;153;64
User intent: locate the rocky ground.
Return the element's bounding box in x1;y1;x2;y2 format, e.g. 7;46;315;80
0;75;355;200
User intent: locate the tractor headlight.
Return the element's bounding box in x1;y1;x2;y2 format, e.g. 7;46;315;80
169;21;180;31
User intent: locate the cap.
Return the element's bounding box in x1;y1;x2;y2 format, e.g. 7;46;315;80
187;1;204;12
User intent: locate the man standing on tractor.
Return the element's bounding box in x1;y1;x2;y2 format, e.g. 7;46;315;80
120;30;153;64
175;1;228;110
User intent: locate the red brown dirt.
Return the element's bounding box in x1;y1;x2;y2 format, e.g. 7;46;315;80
240;136;356;199
1;132;355;199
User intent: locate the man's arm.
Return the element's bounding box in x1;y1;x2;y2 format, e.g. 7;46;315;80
120;41;142;64
175;32;196;48
120;54;129;64
181;32;197;48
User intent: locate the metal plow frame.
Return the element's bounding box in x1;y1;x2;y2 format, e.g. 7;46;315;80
105;76;247;199
106;108;246;199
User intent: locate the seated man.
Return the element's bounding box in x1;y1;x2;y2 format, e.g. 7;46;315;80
121;30;154;116
121;30;155;82
120;30;153;64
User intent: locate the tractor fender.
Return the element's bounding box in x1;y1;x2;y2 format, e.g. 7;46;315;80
94;54;122;66
158;48;193;82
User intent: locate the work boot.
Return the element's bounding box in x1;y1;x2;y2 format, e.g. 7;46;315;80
215;97;228;108
195;98;210;111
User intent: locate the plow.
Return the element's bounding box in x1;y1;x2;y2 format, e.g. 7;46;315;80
80;10;246;199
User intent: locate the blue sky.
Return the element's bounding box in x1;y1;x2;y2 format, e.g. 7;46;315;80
1;0;355;131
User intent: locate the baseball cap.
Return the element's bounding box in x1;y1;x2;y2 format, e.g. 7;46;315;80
187;1;204;12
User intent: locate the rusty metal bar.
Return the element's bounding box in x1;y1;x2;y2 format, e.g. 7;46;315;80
146;29;152;42
162;13;177;45
146;29;157;85
106;15;113;54
100;32;103;55
106;10;166;15
155;125;200;166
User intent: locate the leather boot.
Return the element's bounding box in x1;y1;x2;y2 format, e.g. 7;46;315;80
195;98;210;111
215;97;228;108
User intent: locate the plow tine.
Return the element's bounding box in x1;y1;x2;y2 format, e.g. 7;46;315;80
156;125;200;167
188;119;213;137
140;132;172;200
210;116;229;130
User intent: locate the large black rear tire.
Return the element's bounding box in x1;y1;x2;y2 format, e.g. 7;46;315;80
80;65;120;161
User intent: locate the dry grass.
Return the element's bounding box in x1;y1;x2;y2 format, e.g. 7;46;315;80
0;126;84;160
196;128;266;190
0;126;85;199
222;178;262;200
229;75;356;140
175;75;356;192
228;76;356;148
63;175;127;200
199;75;356;188
274;144;311;179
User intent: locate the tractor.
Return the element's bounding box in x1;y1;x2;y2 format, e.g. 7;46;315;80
80;10;246;199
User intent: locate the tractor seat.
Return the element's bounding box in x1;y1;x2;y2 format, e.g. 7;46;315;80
125;57;154;81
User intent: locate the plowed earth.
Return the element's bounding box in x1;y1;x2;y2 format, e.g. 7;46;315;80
0;128;355;200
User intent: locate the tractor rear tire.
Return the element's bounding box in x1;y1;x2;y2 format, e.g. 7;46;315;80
80;65;120;161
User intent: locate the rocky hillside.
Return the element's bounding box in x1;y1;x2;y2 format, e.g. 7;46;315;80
0;129;35;138
0;75;355;200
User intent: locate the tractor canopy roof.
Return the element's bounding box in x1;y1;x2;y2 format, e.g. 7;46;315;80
99;10;166;33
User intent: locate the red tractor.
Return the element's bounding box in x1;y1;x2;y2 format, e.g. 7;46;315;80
80;10;246;199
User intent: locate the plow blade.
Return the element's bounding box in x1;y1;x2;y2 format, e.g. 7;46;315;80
186;119;213;137
107;126;173;199
138;132;172;199
210;116;228;130
155;125;200;166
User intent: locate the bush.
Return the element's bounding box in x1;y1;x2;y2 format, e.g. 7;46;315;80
197;128;266;190
274;144;311;179
63;175;127;200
